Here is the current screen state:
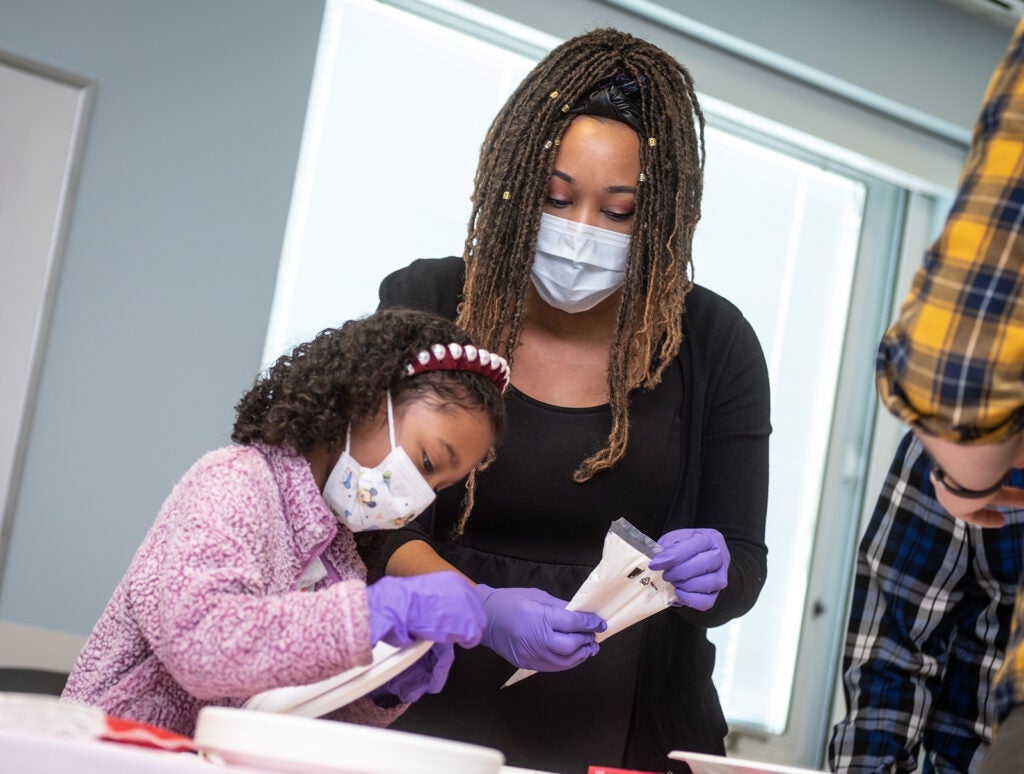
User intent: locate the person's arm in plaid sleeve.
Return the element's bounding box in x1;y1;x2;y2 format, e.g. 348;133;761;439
877;18;1024;444
830;433;986;773
876;20;1024;525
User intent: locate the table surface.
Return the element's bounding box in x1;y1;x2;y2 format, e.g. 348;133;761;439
1;726;562;774
0;727;270;774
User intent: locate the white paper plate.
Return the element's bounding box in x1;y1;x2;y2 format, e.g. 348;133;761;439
669;751;825;774
195;706;505;774
244;639;433;717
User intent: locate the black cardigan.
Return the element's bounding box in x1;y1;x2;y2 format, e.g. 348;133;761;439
376;257;770;769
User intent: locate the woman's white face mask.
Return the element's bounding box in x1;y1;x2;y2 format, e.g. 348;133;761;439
530;212;632;313
322;393;436;532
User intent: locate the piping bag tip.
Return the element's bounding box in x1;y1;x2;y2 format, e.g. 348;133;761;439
501;668;536;688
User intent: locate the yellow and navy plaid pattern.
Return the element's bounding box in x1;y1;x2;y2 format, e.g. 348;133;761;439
877;19;1024;444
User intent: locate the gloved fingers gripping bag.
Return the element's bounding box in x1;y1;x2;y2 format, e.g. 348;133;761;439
503;518;676;687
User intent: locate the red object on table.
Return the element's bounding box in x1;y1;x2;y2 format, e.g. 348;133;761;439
101;715;195;752
587;767;666;774
0;693;195;753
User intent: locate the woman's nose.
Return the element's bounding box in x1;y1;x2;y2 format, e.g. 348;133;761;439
564;203;601;229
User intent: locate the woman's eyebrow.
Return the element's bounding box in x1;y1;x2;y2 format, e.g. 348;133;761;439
550;170;636;194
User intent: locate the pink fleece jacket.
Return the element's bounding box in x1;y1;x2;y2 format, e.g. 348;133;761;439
62;442;402;735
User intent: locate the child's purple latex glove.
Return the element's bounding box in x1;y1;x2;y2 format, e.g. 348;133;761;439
475;584;606;671
366;572;485;648
648;528;730;611
369;642;455;707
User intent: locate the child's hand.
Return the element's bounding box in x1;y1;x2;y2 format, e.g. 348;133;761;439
369;642;455;707
366;572;485;648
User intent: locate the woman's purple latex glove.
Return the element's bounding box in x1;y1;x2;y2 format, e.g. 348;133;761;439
370;642;455;707
366;572;485;648
649;528;730;611
475;584;606;671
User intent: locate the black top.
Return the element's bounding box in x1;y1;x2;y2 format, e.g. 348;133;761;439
375;257;771;773
447;376;682;564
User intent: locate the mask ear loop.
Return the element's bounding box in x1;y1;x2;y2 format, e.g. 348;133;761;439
386;391;397;451
343;394;395;459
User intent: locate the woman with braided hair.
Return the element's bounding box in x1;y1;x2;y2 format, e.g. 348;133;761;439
377;28;770;772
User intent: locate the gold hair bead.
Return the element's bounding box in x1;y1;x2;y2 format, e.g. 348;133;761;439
561;104;570;113
648;137;657;147
549;90;559;99
638;172;647;182
544;140;553;149
502;191;511;200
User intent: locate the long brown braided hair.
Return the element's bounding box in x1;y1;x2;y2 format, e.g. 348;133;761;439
458;27;705;483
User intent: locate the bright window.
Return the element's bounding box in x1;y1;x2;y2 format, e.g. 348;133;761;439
696;128;865;733
262;0;538;364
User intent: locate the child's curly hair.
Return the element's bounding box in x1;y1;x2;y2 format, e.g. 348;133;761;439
232;308;507;453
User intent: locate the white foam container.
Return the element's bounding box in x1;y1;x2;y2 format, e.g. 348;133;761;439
194;706;505;774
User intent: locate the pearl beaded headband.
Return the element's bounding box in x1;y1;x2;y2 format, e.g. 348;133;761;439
405;343;511;393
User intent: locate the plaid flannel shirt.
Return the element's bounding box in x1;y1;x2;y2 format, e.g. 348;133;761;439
829;433;1024;773
876;20;1024;444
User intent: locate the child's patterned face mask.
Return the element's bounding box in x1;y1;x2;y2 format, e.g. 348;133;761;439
322;392;436;532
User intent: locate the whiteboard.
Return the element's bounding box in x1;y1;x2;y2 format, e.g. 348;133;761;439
0;52;93;578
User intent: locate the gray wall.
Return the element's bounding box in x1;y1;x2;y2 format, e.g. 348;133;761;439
0;0;325;633
469;0;1013;187
0;0;1013;639
637;0;1010;132
477;0;1011;133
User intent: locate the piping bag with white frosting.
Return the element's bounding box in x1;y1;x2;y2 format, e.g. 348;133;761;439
502;517;677;688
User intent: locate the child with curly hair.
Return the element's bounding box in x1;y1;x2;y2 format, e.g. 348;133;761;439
62;308;509;737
